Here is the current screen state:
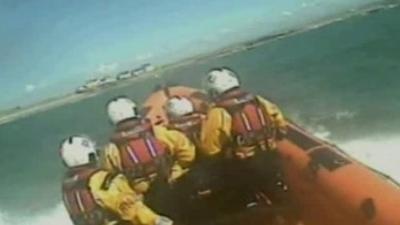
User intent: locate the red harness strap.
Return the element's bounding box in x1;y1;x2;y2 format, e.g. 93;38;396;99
62;169;108;225
216;91;276;153
168;114;203;147
112;119;171;181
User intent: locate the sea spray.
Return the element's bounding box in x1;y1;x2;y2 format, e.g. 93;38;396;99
0;204;72;225
340;135;400;182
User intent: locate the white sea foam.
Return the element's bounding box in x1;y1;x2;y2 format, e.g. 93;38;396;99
0;212;7;225
0;204;72;225
339;135;400;182
309;123;400;183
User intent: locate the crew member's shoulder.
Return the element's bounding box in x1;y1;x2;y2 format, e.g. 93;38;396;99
205;106;231;122
89;170;124;190
102;142;119;154
207;105;229;115
88;169;109;186
255;95;281;108
153;124;186;137
255;95;273;104
152;124;168;133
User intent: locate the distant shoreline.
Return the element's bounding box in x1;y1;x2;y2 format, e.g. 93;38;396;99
158;0;399;69
0;70;160;125
0;1;398;126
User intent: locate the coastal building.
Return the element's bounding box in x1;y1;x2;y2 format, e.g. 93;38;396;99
143;63;155;72
75;86;87;93
116;71;132;80
85;79;102;89
75;78;102;93
99;76;117;85
131;63;155;76
75;63;155;93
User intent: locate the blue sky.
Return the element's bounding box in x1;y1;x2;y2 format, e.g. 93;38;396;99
0;0;380;109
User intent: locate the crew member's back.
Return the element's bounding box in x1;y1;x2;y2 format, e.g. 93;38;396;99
60;136;171;225
200;67;291;213
102;97;195;221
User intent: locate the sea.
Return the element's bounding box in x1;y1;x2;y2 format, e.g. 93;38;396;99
1;3;400;225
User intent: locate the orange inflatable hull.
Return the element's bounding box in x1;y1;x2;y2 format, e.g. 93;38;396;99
143;86;400;225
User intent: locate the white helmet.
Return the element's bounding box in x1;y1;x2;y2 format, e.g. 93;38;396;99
60;136;97;168
107;97;139;124
165;97;194;118
204;67;240;97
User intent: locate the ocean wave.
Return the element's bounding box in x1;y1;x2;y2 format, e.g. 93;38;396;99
307;124;400;183
339;135;400;182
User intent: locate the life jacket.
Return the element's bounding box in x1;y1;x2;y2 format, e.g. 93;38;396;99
168;113;204;148
62;168;114;225
111;119;172;182
215;90;277;158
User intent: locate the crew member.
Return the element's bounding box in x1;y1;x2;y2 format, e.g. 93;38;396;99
200;67;288;207
165;97;205;154
102;97;195;219
60;135;173;225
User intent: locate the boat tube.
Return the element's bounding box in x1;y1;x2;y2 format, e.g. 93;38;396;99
143;86;400;225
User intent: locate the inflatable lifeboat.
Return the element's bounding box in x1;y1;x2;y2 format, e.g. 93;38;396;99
143;86;400;225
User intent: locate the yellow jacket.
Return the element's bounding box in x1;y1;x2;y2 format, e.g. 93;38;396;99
102;125;195;193
89;170;160;225
200;95;287;156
